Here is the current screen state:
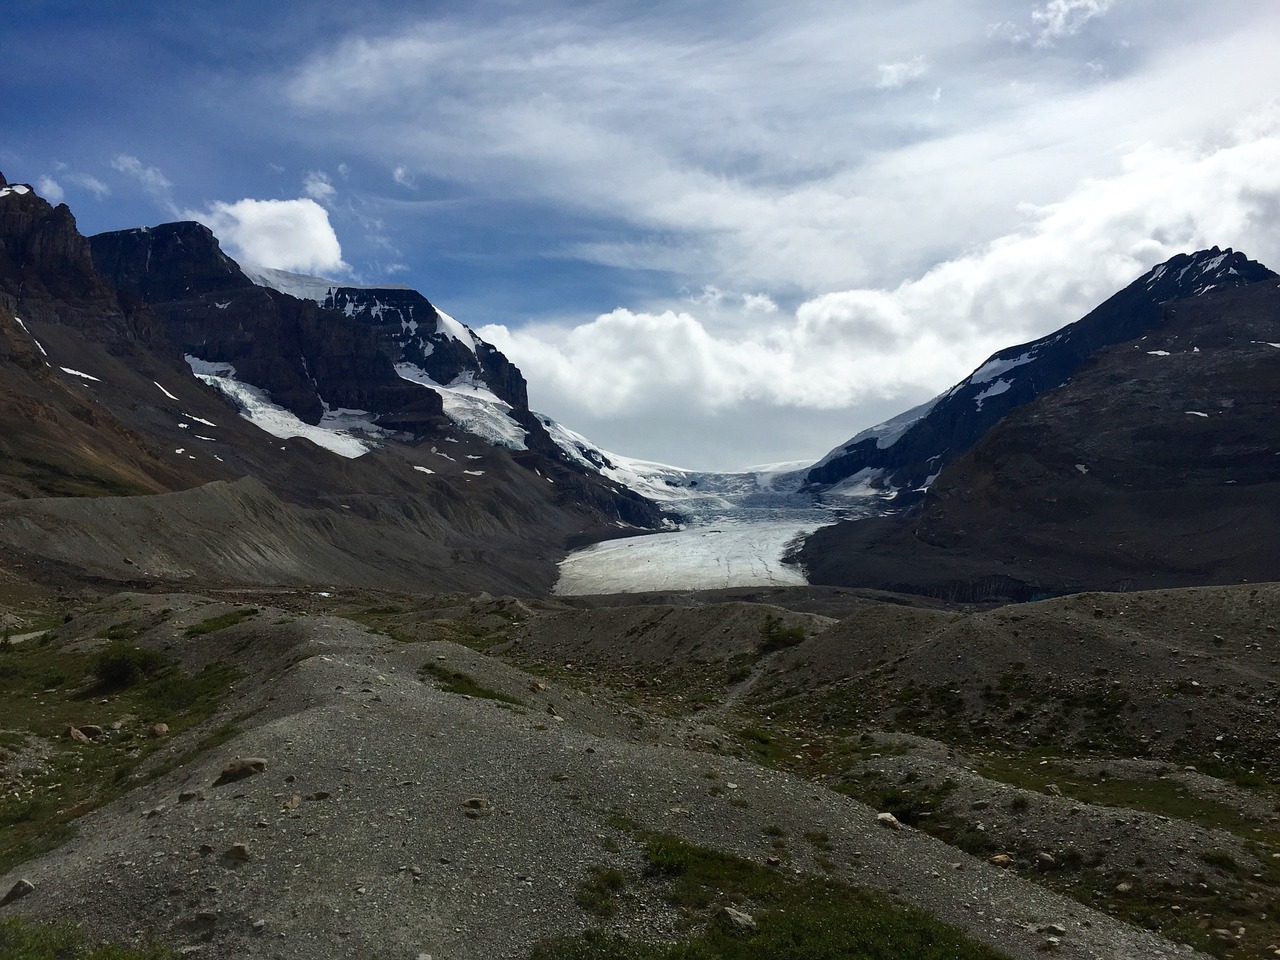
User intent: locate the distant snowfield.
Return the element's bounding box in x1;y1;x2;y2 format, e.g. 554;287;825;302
553;519;824;595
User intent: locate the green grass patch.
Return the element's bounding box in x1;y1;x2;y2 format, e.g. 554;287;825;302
0;917;175;959
759;615;805;654
575;865;628;917
532;834;1008;960
183;608;258;637
419;663;525;706
0;636;239;876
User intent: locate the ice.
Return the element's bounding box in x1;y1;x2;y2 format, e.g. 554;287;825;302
240;264;408;303
1147;350;1171;356
554;520;825;595
60;367;101;382
12;317;48;356
973;378;1012;409
969;352;1033;384
183;413;218;427
811;395;940;469
154;381;180;401
1185;411;1209;418
412;465;435;475
185;355;372;458
434;309;477;354
1075;464;1089;474
0;184;31;198
463;469;485;476
395;363;528;450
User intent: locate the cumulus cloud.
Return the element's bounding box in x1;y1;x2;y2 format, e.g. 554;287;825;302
482;111;1280;467
875;55;928;90
392;165;414;188
36;176;64;202
302;170;336;202
192;197;349;274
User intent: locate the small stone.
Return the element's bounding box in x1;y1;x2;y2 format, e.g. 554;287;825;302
989;854;1013;867
765;856;782;867
150;723;170;738
530;682;548;692
145;805;166;818
716;905;757;933
460;797;490;819
68;725;91;743
225;843;252;862
1038;936;1061;952
214;758;268;785
79;724;105;739
306;791;331;801
1;879;35;906
198;844;215;857
1037;924;1067;936
1044;784;1062;796
178;790;202;803
876;812;901;830
1115;881;1133;894
252;919;266;932
1036;852;1057;871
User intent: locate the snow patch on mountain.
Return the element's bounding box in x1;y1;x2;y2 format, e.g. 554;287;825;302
185;355;374;458
395;363;528;450
240;264;410;303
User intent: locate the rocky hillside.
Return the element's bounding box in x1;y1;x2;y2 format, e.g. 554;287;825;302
799;275;1280;600
804;248;1277;499
0;173;664;594
5;582;1268;959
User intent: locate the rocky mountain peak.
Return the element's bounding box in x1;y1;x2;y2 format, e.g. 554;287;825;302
0;177;125;321
805;247;1278;498
88;221;252;304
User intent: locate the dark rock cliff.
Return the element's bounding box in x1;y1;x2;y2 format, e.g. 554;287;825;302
89;223;444;430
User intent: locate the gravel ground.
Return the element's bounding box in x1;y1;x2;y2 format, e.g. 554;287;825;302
0;604;1208;960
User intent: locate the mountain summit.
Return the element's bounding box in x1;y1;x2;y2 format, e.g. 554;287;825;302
805;248;1277;499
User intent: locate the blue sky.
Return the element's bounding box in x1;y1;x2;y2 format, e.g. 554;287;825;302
4;1;1280;469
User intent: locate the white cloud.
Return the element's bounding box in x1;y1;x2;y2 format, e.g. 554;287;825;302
876;55;928;90
1031;0;1114;45
392;165;414;188
36;176;64;202
482;109;1280;467
302;170;336;202
69;173;111;199
112;154;178;214
191;197;350;274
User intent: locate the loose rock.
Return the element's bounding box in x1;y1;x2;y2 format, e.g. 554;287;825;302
876;812;901;830
214;757;268;785
1;879;35;906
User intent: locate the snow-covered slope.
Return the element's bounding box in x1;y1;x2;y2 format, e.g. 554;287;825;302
394;364;528;450
186;355;377;458
239;264;412;304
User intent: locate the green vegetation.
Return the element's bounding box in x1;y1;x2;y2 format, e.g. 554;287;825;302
419;662;525;706
0;918;174;959
183;608;258;637
534;834;1008;960
759;615;805;653
0;630;239;875
575;865;628;917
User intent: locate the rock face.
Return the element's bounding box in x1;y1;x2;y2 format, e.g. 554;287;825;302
0;173;146;337
805;248;1278;499
800;273;1280;599
89;224;445;432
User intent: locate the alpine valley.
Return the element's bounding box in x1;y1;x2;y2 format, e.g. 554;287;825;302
2;172;1278;960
